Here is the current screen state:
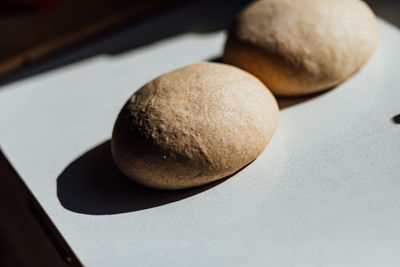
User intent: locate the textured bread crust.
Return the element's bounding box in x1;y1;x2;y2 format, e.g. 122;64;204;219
111;62;279;190
223;0;379;96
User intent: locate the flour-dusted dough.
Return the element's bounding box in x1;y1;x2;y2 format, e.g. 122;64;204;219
223;0;378;96
111;62;279;190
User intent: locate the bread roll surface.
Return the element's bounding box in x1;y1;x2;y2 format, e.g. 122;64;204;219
112;62;279;190
224;0;378;96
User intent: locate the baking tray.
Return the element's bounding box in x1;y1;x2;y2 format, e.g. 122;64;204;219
1;19;399;267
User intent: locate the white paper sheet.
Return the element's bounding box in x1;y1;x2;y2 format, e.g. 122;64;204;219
1;20;400;267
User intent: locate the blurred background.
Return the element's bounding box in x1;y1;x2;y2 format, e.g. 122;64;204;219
0;0;398;86
0;0;399;266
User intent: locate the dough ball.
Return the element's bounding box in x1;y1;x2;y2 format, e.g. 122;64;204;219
223;0;378;96
111;62;279;190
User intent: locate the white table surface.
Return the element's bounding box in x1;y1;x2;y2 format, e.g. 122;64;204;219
1;20;400;267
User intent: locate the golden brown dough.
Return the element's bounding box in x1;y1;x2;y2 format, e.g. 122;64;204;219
112;62;279;190
223;0;378;96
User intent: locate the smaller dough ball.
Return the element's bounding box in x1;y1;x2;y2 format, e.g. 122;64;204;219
112;62;279;190
223;0;379;96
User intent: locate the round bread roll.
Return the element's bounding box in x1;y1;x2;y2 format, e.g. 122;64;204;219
223;0;378;96
112;62;279;190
